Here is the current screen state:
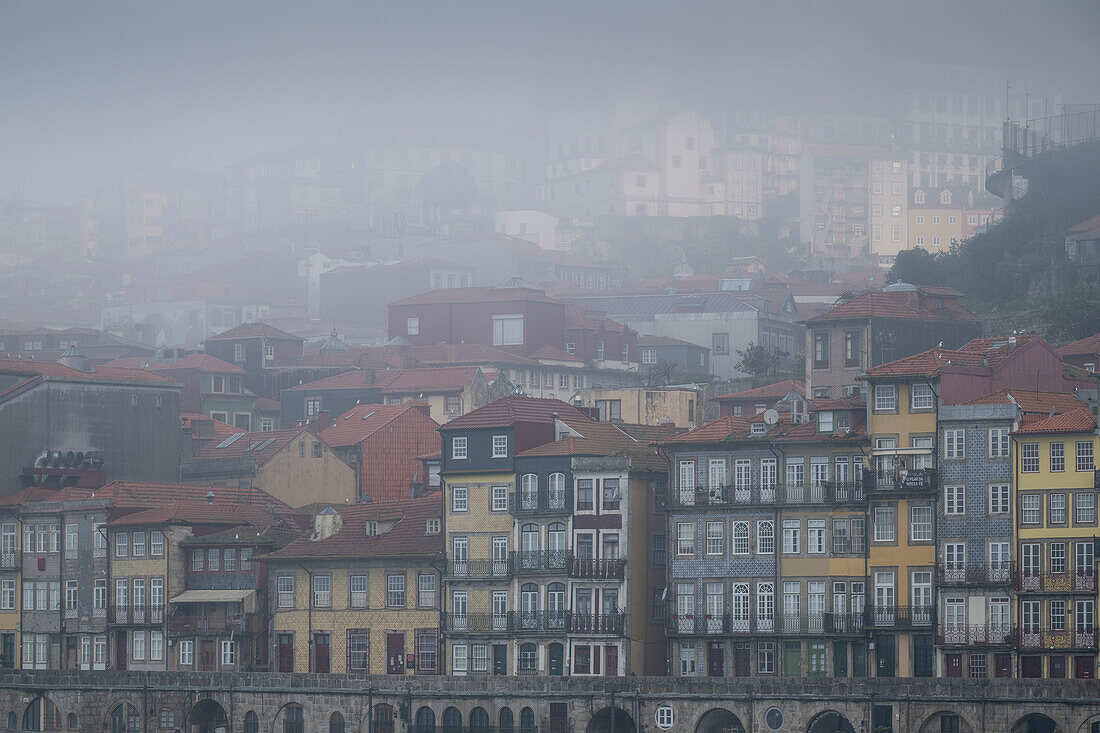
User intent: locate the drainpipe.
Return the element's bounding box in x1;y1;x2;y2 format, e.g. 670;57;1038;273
297;564;312;672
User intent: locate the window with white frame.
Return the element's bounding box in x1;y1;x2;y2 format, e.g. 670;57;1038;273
641;349;657;364
450;437;467;460
452;644;468;675
873;506;896;542
782;520;800;554
944;485;965;515
989;484;1010;514
1076;493;1096;524
1077;441;1095;471
387;574;406;607
1020;495;1041;524
312;575;332;608
1051;442;1065;472
1050;494;1067;524
732;522;750;555
873;384;897;412
406;317;420;336
492;314;524;346
490;485;508;512
418;574;437;608
911;506;932;541
221;640;236;666
676;523;695;555
1021;443;1039;472
757;520;774;554
115;532;128;558
277;576;295;608
944;429;965;459
349;575;368;608
491;435;508;458
910;383;934;410
989;428;1010;458
705;522;723;555
451;486;468;512
807;519;825;554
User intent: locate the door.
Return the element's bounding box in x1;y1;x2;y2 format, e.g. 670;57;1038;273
913;634;933;677
994;653;1012;678
200;640;215;672
115;632;127;671
386;633;405;674
1;634;14;669
733;642;750;677
872;705;893;733
452;537;469;576
278;634;294;672
783;642;801;677
548;643;564;676
603;646;618;676
875;634;895;677
314;633;330;673
492;644;507;676
707;641;724;677
1075;655;1095;679
491;536;509;577
945;653;962;678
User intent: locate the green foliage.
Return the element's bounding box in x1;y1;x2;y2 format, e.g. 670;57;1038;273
1039;291;1100;342
734;342;787;379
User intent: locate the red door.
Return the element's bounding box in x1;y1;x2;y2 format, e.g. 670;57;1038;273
994;653;1012;678
1075;655;1095;679
314;633;330;673
278;634;294;673
945;653;962;677
386;634;405;674
603;646;618;676
115;632;127;671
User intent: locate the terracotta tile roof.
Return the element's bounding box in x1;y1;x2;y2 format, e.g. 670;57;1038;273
772;421;867;442
285;370;377;391
955;335;1039;365
862;347;986;379
659;416;751;444
181;524;300;548
808;397;865;411
517;418;672;471
1013;409;1098;435
204;321;304;342
966;389;1088;415
105;354;245;374
0;486;59;507
715;379;806;402
401;343;538;367
1058;333;1100;357
190;428;306;464
529;345;584;363
0;359;182;388
637;335;704;348
319;403;438;448
260;493;443;560
182;413;241;439
108;500;299;528
254;397;281;411
440;395;591;431
274;350;388;371
380;366;483;393
801;290;981;324
390;286;558;307
1066;214;1100;242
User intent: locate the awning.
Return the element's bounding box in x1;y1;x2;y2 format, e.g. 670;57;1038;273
170;589;256;612
870;447;933;456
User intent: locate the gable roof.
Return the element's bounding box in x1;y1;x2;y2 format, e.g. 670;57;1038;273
0;359;181;390
108;500;300;529
862;335;1042;379
104;354;245;374
181;524;300;548
516;417;672;471
190;428;307;464
439;395;590;431
1012;408;1098;435
965;388;1088;416
1058;333;1100;358
658;416;752;444
285;370;377;392
319;403;438;448
204;322;303;342
380;366;483;394
801;289;980;324
181;413;241;439
715;379;806;402
1066;214;1100;242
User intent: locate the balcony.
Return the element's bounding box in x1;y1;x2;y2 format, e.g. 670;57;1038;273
566;613;624;635
511;490;570;515
936;625;1012;646
109;605;165;624
444;611;568;634
446;559;513;580
866;605;935;630
0;553;15;568
660;482;866;509
1015;627;1097;651
936;562;1014;586
513;551;568;575
667;612;865;636
864;468;938;493
168;614;246;633
1014;571;1096;593
567;557;625;580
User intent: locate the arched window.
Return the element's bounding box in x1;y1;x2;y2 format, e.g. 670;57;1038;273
8;713;16;731
520;524;540;569
520;583;539;628
469;708;490;733
329;713;344;733
548;473;566;508
282;705;304;733
65;716;76;731
243;712;259;733
521;474;538;508
547;583;566;628
441;708;462;733
414;707;436;733
499;708;514;733
547;523;566;568
520;707;536;733
519;643;537;673
105;704;135;733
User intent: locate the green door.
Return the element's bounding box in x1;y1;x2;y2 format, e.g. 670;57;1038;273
783;642;801;677
548;643;564;676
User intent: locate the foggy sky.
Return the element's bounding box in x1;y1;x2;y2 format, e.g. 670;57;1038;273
3;0;1099;202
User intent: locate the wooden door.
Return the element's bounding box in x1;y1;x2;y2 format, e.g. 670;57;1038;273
945;653;962;677
1075;655;1095;679
707;641;724;677
603;645;618;676
314;633;330;673
277;634;294;672
200;640;215;672
493;644;507;675
548;643;564;676
783;642;800;677
733;642;750;677
994;653;1012;678
1020;656;1042;678
875;634;895;677
386;633;404;674
115;632;127;671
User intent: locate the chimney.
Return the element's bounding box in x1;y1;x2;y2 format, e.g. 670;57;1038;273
661;419;678;435
409;400;432;418
1008;336;1017;350
312;507;343;540
181;423;195;462
192;418;215;438
317;410;333;431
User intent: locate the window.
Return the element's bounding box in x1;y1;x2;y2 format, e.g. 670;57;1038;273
115;532;128;558
305;398;321;417
621;343;630;363
491;485;508;512
149;531;164;557
944;429;965;459
406;317;420;336
208;549;220;572
444;395;461;415
65;580;77;612
944;485;965;515
602;479;621;511
417;632;437;672
1077;493;1096;524
732;522;750;555
1021;495;1041;524
387;574;406;607
559;373;568;388
989;428;1010;458
311;441;323;458
310;575;331;608
989;484;1010;514
911;506;932;541
451;644;467;675
241;548;254;570
132;631;146;661
652;532;667;569
1021;443;1039;472
348;575;368;608
712;332;729;356
758;641;775;674
491;435;508;458
65;524;78;555
277;576;295;608
418;574;436;608
676;522;695;556
641;348;656;364
757;520;774;554
451;437;467;460
132;532;145;557
874;384;897;412
910;383;934;411
1051;543;1067;574
812;332;829;369
94;579;106;611
705;522;724;555
807;519;825;554
1051;494;1068;524
565;342;576;355
178;640;193;666
263;344;275;361
595;399;621;421
1;580;13;610
451;486;468;512
492;314;524;346
1051;442;1066;472
223;549;236;572
1077;442;1095;471
472;644;489;673
596;341;605;360
234;344;244;362
221;640;236;666
576;479;594;511
782;520;800;554
843;331;860;367
874;506;896;542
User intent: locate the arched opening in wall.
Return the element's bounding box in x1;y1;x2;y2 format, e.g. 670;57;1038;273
329;712;345;733
23;699;64;733
243;711;259;733
189;700;228;733
414;707;436;733
373;704;396;733
586;707;636;733
695;709;745;733
520;708;535;733
65;715;76;731
470;708;490;733
278;704;304;733
7;712;16;731
806;711;855;733
105;704;137;733
1011;715;1059;733
499;708;514;733
918;711;973;733
442;707;462;733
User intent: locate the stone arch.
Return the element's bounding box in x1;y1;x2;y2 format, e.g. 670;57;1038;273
372;704;396;733
586;707;636;733
243;711;259;733
1011;714;1060;733
414;707;436;733
806;710;855;733
519;708;535;733
189;700;229;733
918;711;973;733
23;698;64;732
695;709;745;733
272;702;305;733
441;707;462;733
1078;715;1100;733
329;712;345;733
104;702;138;733
499;707;514;733
469;708;490;733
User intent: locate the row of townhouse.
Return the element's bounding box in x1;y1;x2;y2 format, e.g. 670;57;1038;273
659;335;1100;681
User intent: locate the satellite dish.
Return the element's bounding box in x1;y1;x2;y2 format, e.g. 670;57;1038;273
762;408;780;425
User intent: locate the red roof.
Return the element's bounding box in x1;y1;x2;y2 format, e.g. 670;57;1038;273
0;359;181;388
261;493;443;560
204;321;303;342
285;370;377;391
715;379;806;402
190;428;306;464
381;366;483;394
1059;333;1100;357
390;285;558;307
529;345;584;363
659;416;751;444
319;403;438;448
863;335;1041;379
108;500;299;528
965;389;1088;415
1013;409;1098;435
440;395;591;431
105;354;245;374
516;417;672;471
254;397;281;411
802;289;980;324
181;413;240;439
1066;214;1100;242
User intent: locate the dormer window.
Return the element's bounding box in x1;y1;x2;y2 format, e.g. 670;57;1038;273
818;411;834;433
914;190;925;205
750;422;766;436
940;190;951;205
366;522;378;537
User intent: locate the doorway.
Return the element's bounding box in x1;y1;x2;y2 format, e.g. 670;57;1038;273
277;634;294;672
707;642;724;677
493;645;507;675
548;643;564;676
387;633;405;674
875;634;895;677
314;633;330;673
115;632;127;671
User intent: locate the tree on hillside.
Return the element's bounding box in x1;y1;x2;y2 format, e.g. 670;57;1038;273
735;343;787;380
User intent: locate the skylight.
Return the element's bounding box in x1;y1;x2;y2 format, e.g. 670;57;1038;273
216;433;245;449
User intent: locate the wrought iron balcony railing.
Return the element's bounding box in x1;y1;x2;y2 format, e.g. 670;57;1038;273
936;561;1014;585
667;612;865;635
1015;627;1097;650
936;624;1012;646
567;557;626;580
511;490;570;514
1014;571;1096;592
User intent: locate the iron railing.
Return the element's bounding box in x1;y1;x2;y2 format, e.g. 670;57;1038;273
567;558;625;580
446;560;514;580
1015;627;1097;650
109;605;164;624
936;625;1013;646
513;551;568;574
936;562;1014;585
1014;571;1096;592
667;612;865;635
511;490;570;514
866;605;935;629
661;482;866;508
168;614;246;633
